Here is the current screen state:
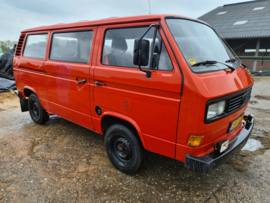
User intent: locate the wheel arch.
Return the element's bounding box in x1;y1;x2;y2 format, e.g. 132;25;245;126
23;86;37;99
100;112;148;150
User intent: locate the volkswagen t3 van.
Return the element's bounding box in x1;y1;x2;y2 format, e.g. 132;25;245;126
13;15;254;174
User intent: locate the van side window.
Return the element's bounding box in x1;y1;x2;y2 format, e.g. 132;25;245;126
102;27;173;71
151;32;173;71
50;30;94;63
23;34;48;59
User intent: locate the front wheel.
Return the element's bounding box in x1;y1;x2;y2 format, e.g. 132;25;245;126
28;93;49;125
104;124;145;174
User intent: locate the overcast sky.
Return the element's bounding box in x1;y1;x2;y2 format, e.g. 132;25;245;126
1;0;253;41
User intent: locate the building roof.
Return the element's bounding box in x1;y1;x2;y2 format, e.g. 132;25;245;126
198;0;270;39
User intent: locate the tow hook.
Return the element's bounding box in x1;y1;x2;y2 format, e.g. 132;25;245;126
245;114;254;130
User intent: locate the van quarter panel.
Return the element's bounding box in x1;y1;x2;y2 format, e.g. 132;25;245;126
13;32;49;109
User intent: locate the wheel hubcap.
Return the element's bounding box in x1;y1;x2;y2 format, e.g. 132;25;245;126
113;136;132;162
31;101;39;119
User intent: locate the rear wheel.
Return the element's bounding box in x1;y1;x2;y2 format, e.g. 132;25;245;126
28;93;49;125
104;124;145;174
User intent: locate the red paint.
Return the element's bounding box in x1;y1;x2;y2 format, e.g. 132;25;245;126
14;15;254;163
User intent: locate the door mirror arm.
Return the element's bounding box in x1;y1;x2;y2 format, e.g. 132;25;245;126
148;25;159;72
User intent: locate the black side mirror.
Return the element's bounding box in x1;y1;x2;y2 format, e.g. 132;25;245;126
133;24;159;78
133;39;150;66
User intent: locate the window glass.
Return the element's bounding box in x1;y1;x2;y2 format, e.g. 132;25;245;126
50;31;94;63
166;19;241;73
151;32;173;71
102;27;173;71
23;34;48;59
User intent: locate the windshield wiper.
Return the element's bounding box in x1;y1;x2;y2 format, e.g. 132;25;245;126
227;58;247;69
225;58;237;63
192;60;235;72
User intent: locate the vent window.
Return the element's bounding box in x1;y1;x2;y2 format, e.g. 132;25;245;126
233;21;248;25
15;34;26;56
217;11;227;15
253;7;265;11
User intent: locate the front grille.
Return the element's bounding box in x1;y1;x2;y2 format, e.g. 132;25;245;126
205;86;253;124
227;88;252;113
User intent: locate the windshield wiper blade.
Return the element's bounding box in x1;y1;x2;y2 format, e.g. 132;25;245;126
192;60;217;66
241;62;247;69
192;60;235;72
225;58;237;63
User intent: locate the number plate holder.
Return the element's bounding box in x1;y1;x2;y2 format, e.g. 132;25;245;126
228;114;244;133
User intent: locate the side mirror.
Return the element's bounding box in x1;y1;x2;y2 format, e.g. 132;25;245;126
133;39;149;66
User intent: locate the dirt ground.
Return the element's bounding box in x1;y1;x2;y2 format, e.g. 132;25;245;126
0;76;269;203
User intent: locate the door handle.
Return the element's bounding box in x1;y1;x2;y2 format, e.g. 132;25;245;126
76;79;86;85
94;81;106;86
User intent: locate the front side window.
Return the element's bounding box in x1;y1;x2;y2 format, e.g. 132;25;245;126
23;34;48;59
166;19;241;73
102;27;173;71
50;30;94;63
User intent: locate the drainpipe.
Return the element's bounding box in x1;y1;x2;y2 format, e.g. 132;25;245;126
253;39;261;71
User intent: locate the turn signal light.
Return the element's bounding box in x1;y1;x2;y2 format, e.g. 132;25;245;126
187;135;204;147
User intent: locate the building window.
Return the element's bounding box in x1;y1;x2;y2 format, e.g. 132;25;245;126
217;11;227;15
233;21;248;25
244;49;256;54
253;7;265;11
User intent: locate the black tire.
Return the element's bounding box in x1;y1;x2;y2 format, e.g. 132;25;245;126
105;124;145;174
28;93;49;125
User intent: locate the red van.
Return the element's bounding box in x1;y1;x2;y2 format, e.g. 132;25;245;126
13;15;254;174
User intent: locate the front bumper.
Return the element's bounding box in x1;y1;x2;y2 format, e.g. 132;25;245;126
185;114;254;173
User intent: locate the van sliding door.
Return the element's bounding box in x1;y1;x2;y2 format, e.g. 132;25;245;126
44;27;97;130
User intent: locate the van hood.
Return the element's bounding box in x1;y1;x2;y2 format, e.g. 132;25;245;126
193;68;253;99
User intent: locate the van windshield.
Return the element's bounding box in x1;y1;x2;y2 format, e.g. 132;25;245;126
166;19;241;73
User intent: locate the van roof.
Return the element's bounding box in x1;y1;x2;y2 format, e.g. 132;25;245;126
22;14;198;33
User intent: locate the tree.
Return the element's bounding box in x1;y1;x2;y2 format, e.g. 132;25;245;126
0;40;17;53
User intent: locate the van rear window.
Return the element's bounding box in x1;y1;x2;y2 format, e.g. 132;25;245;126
23;34;48;59
50;30;94;64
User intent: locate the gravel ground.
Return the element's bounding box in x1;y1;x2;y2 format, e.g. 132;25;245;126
0;76;269;203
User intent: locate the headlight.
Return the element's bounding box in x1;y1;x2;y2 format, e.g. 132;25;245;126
207;100;226;120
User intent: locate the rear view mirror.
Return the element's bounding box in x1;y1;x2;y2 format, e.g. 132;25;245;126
133;39;149;66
